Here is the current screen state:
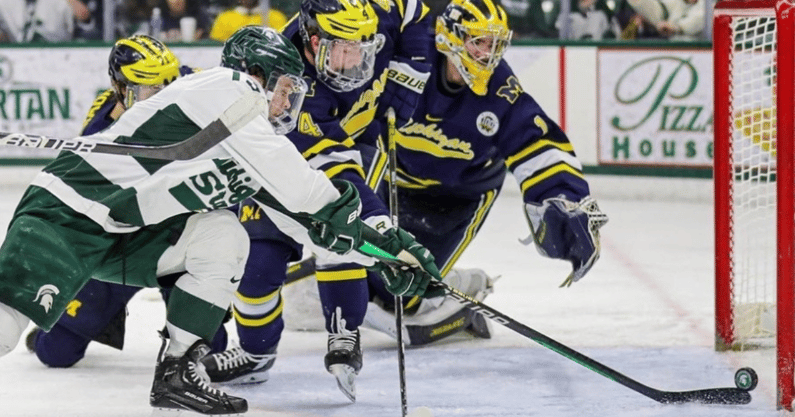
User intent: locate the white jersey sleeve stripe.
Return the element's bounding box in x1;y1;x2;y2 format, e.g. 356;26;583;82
30;171;139;233
402;0;419;30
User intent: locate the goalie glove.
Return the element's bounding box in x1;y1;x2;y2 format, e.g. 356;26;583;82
377;57;430;125
524;196;609;287
308;179;363;255
368;228;444;298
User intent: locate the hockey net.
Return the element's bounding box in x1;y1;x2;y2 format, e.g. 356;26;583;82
713;0;795;410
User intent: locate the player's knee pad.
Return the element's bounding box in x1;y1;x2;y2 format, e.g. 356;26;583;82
184;210;250;282
0;302;30;356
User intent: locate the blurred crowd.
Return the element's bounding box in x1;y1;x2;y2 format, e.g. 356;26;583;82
0;0;709;43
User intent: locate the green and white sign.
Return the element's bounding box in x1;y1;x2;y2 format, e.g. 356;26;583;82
0;47;221;159
597;50;713;167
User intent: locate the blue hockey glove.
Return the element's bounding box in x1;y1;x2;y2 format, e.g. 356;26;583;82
369;228;443;298
524;196;608;287
308;179;363;255
377;57;430;125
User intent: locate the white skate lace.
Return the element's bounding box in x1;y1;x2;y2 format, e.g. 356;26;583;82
214;346;273;371
187;362;226;397
329;307;357;352
328;332;357;352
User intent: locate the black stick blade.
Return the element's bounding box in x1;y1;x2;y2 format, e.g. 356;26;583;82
656;388;751;405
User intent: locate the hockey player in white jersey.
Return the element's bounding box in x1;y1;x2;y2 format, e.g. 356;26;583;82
0;26;438;416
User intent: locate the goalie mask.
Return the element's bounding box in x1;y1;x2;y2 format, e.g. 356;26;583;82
435;0;512;96
221;26;308;134
300;0;384;92
109;35;180;109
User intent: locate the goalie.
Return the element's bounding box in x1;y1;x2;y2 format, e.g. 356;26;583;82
353;0;609;345
199;0;607;404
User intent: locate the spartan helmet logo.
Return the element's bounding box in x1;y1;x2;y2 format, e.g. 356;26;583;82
33;284;60;313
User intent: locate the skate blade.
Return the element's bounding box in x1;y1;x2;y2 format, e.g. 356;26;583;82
328;364;356;402
151;407;245;417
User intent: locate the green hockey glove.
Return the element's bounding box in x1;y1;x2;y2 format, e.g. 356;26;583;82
369;228;444;298
308;179;363;255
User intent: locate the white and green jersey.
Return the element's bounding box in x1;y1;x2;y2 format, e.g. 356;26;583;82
29;67;340;233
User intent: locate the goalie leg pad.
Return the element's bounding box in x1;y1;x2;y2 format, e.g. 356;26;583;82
362;268;495;346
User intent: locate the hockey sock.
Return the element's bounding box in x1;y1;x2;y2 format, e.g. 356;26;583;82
233;287;284;355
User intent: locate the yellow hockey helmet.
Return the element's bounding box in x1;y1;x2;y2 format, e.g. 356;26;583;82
435;0;512;95
109;35;181;107
300;0;379;43
299;0;383;91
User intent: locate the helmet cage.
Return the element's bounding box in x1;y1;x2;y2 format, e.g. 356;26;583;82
435;0;512;95
455;24;511;72
438;20;512;95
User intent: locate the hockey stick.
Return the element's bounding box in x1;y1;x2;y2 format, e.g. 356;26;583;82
385;107;409;417
356;236;754;406
0;91;265;161
284;257;316;285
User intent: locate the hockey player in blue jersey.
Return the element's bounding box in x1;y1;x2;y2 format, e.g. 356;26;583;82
199;0;440;400
25;35;228;368
358;0;608;345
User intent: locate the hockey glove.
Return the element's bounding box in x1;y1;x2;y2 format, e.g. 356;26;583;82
377;58;430;125
524;196;609;287
369;228;443;298
308;179;363;255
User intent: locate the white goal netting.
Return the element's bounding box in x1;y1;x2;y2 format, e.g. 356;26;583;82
728;15;778;346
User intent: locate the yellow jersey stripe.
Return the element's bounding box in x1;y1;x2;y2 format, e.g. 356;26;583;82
316;268;368;282
367;149;389;189
302;138;355;159
325;163;365;179
520;164;584;194
442;189;498;275
504;139;574;169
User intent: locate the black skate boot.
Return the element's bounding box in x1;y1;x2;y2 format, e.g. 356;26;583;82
200;346;277;385
324;328;362;402
150;336;248;415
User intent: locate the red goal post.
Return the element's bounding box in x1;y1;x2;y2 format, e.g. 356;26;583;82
713;0;795;410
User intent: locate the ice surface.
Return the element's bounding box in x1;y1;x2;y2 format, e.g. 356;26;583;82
0;169;781;416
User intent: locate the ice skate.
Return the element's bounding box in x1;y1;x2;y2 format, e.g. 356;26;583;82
150;338;247;415
324;327;362;402
200;346;276;385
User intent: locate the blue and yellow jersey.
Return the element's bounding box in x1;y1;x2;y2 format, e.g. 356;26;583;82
280;0;432;219
80;66;197;136
80;89;120;136
392;38;590;204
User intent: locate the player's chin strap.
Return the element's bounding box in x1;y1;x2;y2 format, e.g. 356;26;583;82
0;91;266;161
